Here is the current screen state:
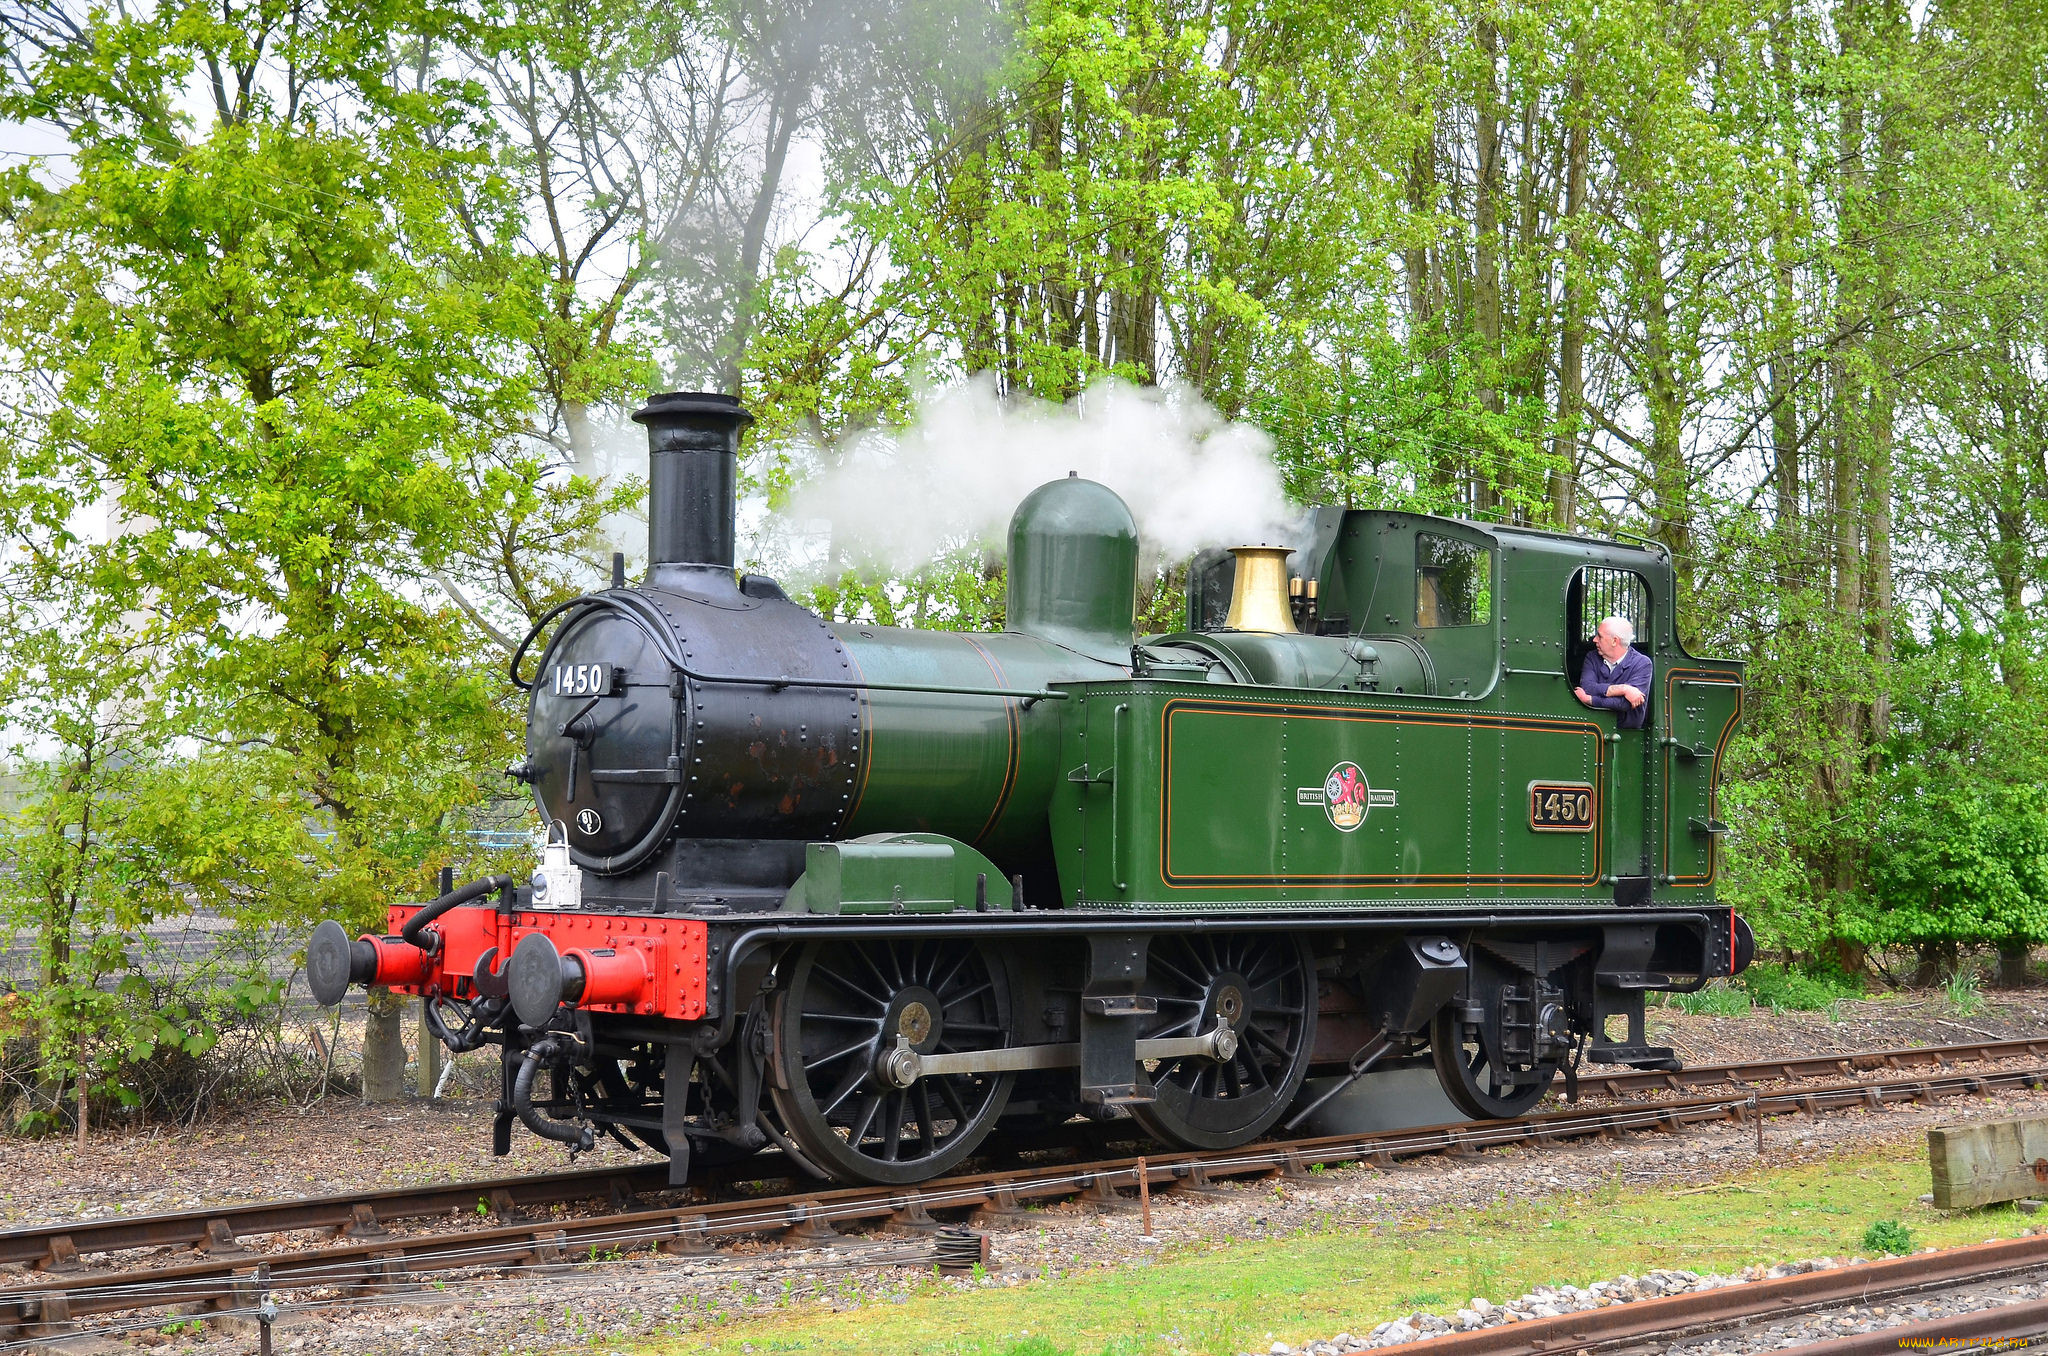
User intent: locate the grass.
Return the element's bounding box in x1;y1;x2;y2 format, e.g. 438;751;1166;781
631;1141;2034;1356
1738;963;1863;1012
1661;982;1753;1016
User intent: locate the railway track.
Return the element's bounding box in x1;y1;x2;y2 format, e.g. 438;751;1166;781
4;1036;2046;1348
6;1035;2040;1276
1401;1231;2048;1354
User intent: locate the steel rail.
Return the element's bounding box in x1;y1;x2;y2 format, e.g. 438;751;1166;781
4;1060;2045;1343
2;1035;2043;1276
1771;1294;2048;1352
1389;1232;2048;1354
1572;1035;2048;1095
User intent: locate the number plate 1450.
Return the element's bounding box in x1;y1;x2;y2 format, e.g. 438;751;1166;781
1528;781;1595;832
551;663;615;696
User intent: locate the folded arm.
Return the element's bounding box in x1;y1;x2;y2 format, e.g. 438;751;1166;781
1575;654;1643;712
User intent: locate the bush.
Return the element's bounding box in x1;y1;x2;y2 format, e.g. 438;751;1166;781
1742;963;1862;1012
1862;1219;1914;1255
0;976;351;1135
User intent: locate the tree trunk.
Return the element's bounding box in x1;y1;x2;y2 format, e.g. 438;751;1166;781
1550;71;1588;532
1767;0;1802;581
1471;16;1505;513
361;987;408;1103
1642;252;1694;606
1997;941;2030;989
415;998;445;1099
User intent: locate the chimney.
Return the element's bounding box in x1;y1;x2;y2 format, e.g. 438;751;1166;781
630;392;753;573
1222;546;1297;633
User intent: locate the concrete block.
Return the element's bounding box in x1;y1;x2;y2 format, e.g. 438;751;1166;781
1928;1115;2048;1209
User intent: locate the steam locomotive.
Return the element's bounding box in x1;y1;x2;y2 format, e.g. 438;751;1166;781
307;391;1753;1187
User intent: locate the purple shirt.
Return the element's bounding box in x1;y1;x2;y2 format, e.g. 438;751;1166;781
1579;647;1652;730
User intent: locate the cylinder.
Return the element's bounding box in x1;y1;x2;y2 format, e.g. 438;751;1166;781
631;392;753;569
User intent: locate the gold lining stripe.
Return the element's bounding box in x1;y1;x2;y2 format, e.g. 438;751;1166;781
1659;668;1742;887
1157;696;1608;888
963;636;1021;846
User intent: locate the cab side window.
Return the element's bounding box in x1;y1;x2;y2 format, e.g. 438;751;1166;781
1416;534;1493;628
1565;566;1650;677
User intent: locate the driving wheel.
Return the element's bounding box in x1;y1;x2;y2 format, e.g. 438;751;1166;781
1128;932;1316;1150
769;937;1013;1184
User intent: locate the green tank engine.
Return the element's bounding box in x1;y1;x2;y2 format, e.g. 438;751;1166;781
306;391;1754;1187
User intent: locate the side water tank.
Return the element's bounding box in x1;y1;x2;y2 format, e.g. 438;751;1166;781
1006;476;1137;664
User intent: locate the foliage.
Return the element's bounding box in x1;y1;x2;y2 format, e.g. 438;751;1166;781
1861;1220;1915;1256
1739;965;1862;1013
0;0;638;1117
0;972;343;1133
1660;984;1754;1018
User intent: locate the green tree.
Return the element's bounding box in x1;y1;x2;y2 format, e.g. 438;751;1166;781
0;0;602;1106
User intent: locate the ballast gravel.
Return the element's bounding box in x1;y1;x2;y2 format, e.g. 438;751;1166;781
1254;1261;2048;1355
1251;1258;1873;1353
88;1082;2048;1355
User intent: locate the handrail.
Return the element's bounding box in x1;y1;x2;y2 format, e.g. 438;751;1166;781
508;589;1070;705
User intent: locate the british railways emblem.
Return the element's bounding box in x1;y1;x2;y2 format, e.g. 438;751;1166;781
1295;761;1398;832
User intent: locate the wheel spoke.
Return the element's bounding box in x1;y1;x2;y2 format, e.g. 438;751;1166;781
913;1084;939;1156
944;980;994;1008
846;1092;883;1145
1239;1047;1271;1089
880;1092;907;1161
1221;1060;1243;1098
803;1010;886;1027
1149;953;1208;993
818;1059;872;1117
813;963;888;1011
1242;956;1288;988
1246;1023;1293;1061
804;1035;878;1073
928;946;974;998
935;1075;973;1125
853;945;896;997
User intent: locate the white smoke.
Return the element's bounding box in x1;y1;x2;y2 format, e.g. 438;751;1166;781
753;375;1295;579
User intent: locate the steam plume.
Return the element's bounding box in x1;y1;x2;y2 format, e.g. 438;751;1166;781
754;376;1295;578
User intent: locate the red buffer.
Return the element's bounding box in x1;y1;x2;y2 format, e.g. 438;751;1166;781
335;907;708;1022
